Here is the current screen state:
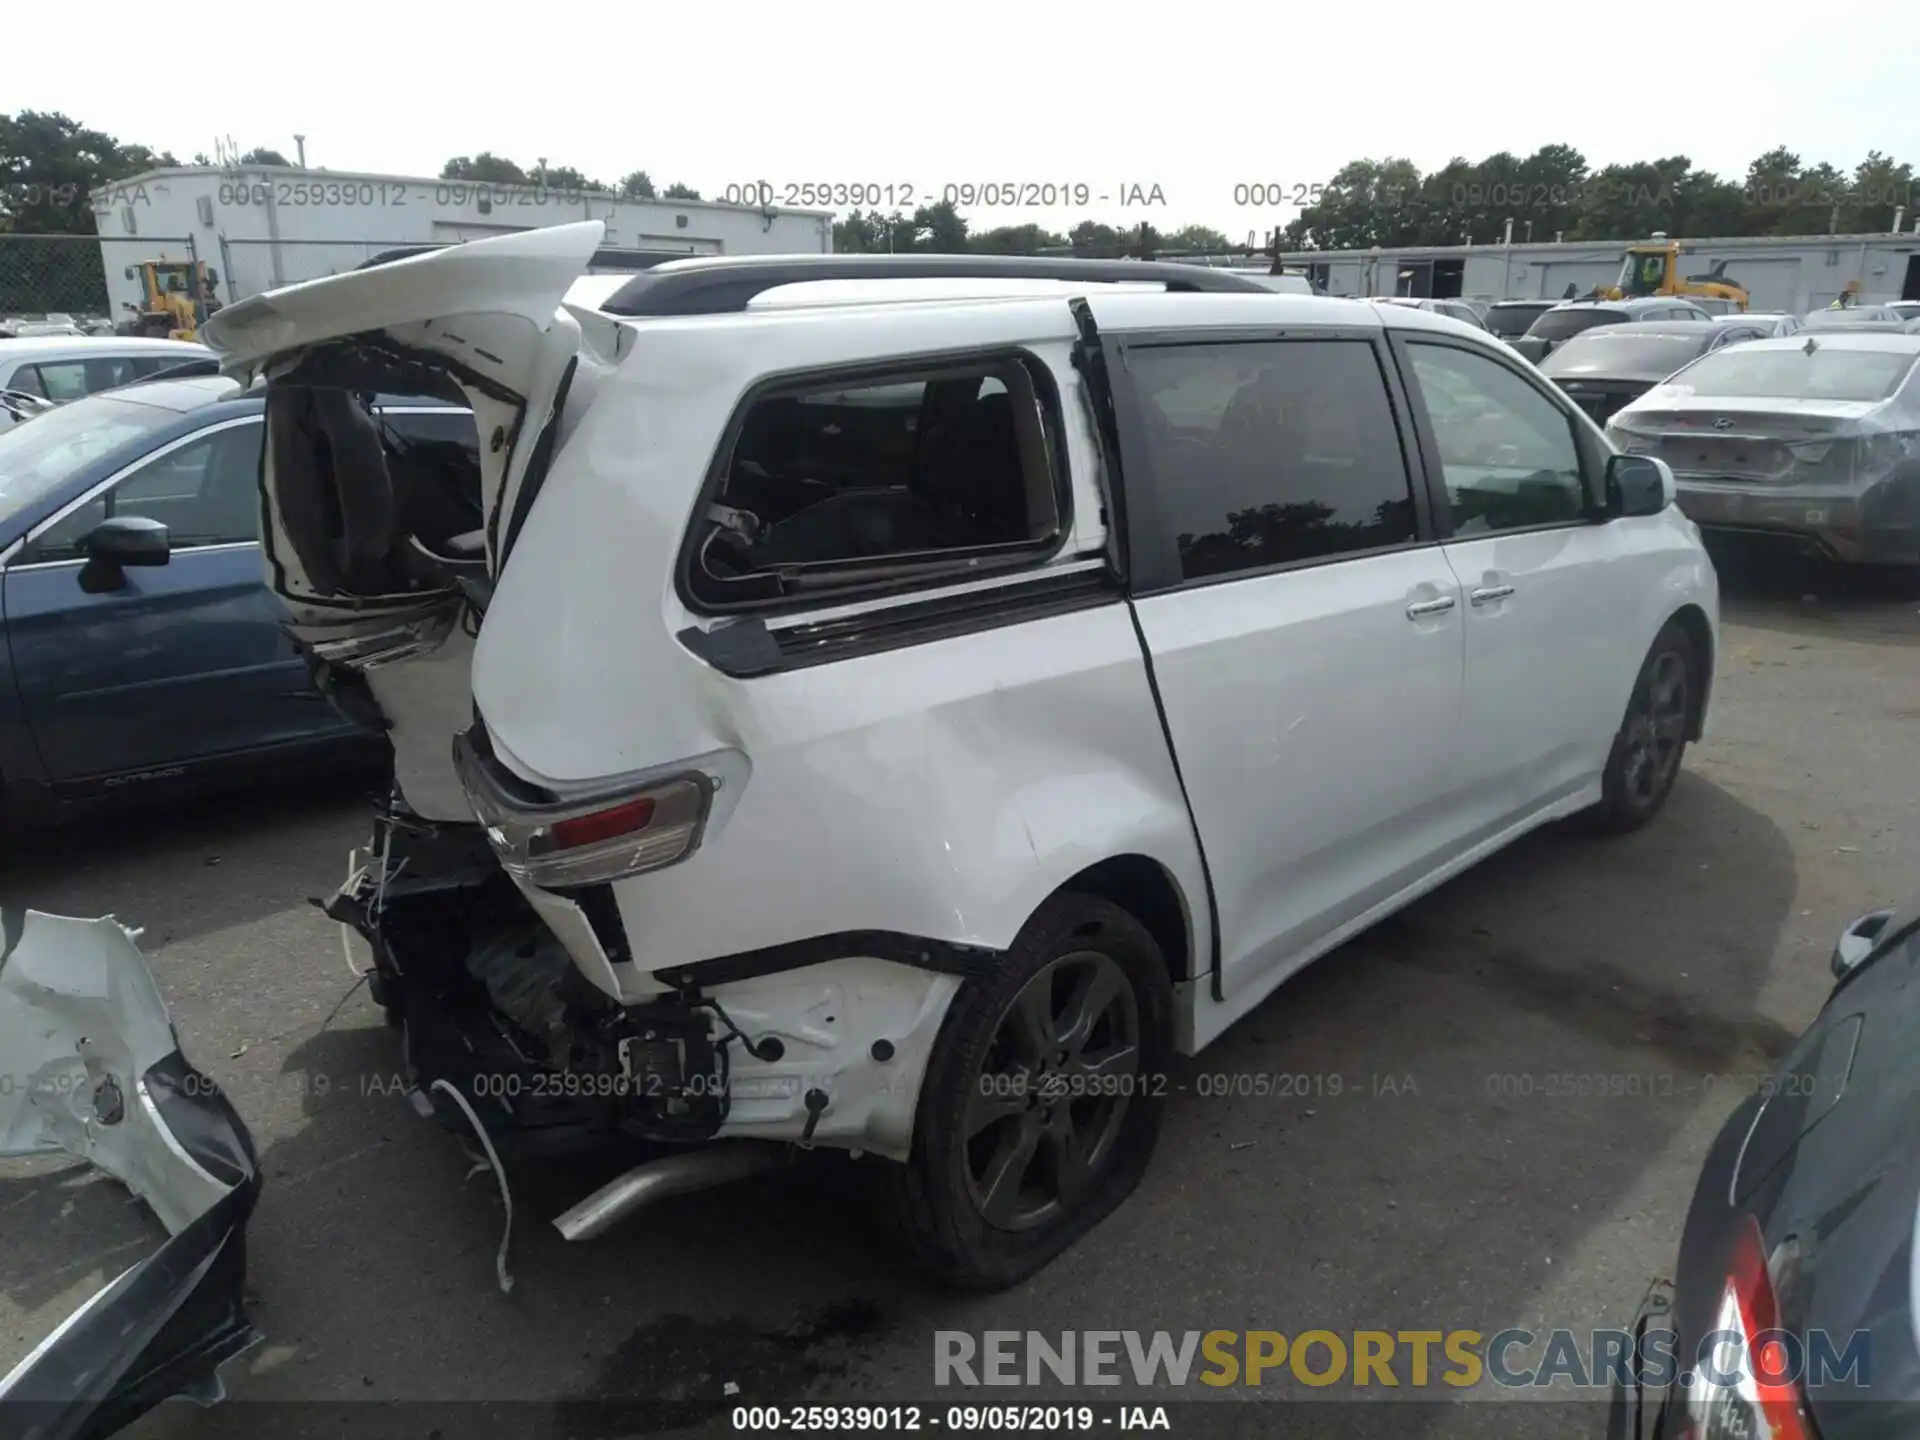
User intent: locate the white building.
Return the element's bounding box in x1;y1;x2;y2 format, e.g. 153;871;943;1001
1269;228;1920;314
90;165;836;314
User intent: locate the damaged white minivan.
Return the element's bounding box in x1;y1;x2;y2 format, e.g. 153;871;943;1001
5;221;1720;1427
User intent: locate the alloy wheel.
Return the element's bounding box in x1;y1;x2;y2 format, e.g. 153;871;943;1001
1620;649;1689;808
962;951;1140;1232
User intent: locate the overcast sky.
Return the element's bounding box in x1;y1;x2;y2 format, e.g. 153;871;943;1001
18;0;1918;243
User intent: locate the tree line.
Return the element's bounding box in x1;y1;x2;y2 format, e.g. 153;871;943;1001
5;112;1914;258
0;113;710;232
1278;145;1917;251
836;146;1919;256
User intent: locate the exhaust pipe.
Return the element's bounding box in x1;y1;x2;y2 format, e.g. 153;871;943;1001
553;1142;789;1242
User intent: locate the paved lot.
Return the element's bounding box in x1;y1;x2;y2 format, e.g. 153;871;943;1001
5;563;1920;1439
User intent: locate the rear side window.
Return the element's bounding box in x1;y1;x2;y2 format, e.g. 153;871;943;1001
1486;306;1549;338
1127;339;1418;580
1667;347;1920;401
688;356;1063;610
1528;309;1626;341
21;357;145;401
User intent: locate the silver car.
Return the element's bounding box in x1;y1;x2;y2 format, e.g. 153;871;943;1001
1538;318;1779;427
1607;331;1920;566
1368;295;1489;329
1731;312;1802;337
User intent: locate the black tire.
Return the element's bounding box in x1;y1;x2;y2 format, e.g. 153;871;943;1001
1583;620;1699;835
875;892;1174;1291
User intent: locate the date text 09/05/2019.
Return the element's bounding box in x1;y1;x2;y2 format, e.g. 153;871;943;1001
730;1405;1171;1432
720;182;1168;210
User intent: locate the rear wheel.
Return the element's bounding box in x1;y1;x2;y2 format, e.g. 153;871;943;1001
1584;620;1697;834
876;893;1173;1291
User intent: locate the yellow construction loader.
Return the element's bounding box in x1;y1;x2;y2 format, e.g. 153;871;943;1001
117;259;223;340
1584;237;1750;311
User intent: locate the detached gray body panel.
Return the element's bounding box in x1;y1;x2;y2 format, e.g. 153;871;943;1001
0;909;262;1440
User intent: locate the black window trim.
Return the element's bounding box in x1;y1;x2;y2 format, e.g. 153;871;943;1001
674;344;1076;620
1385;330;1612;543
1100;325;1438;598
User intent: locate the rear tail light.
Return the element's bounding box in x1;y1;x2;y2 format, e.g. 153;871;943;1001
1684;1221;1814;1440
453;734;717;889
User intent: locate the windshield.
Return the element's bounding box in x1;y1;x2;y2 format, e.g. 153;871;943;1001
1486;304;1551;338
1527;308;1627;341
1663;346;1920;402
0;394;173;522
1540;331;1714;377
1616;252;1668;296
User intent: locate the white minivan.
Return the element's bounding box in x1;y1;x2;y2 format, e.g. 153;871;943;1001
4;221;1718;1426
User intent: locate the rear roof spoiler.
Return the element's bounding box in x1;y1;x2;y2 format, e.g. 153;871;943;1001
594;254;1274;317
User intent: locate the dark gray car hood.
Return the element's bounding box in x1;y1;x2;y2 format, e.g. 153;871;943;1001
1736;906;1920;1437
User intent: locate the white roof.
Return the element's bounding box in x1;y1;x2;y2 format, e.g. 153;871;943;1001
0;336;209;362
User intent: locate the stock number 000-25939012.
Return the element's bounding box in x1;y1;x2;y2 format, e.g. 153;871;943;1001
731;1406;1107;1432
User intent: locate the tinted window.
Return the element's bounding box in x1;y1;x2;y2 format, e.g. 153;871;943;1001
7;365;47;398
1527;309;1626;341
1486;305;1552;338
27;422;263;561
1663;346;1919;401
1129;340;1417;580
376;409;479;448
1539;331;1713;377
689;358;1061;609
1406;343;1588;534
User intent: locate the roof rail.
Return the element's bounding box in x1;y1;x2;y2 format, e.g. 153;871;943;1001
354;244;700;273
596;253;1272;317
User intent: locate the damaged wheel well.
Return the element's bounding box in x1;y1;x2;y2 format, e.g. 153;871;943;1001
1055;855;1191;984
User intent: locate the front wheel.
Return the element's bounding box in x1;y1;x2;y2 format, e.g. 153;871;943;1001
1583;620;1698;834
875;893;1174;1291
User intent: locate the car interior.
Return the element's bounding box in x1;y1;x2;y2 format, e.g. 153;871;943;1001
265;388;485;598
690;360;1060;603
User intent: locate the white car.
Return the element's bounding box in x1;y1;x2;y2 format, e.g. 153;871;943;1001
3;224;1719;1416
1370;295;1491;330
0;335;211;429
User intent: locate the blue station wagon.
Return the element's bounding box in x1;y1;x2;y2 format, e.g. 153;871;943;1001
0;373;475;821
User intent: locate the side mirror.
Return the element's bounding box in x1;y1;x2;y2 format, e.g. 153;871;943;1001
77;516;170;593
1606;453;1673;517
1831;909;1895;980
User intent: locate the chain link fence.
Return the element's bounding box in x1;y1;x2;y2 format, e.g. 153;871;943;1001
1;232;201;331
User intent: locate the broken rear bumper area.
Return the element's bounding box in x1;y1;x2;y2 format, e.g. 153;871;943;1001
0;911;262;1440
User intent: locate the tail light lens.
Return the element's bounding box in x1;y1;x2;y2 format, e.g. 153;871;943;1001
454;733;717;889
1684;1221;1813;1440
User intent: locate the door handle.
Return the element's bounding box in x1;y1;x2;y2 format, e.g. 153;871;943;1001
1406;595;1457;619
1470;584;1516;606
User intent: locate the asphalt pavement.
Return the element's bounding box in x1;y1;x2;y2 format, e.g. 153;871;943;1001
4;562;1918;1440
